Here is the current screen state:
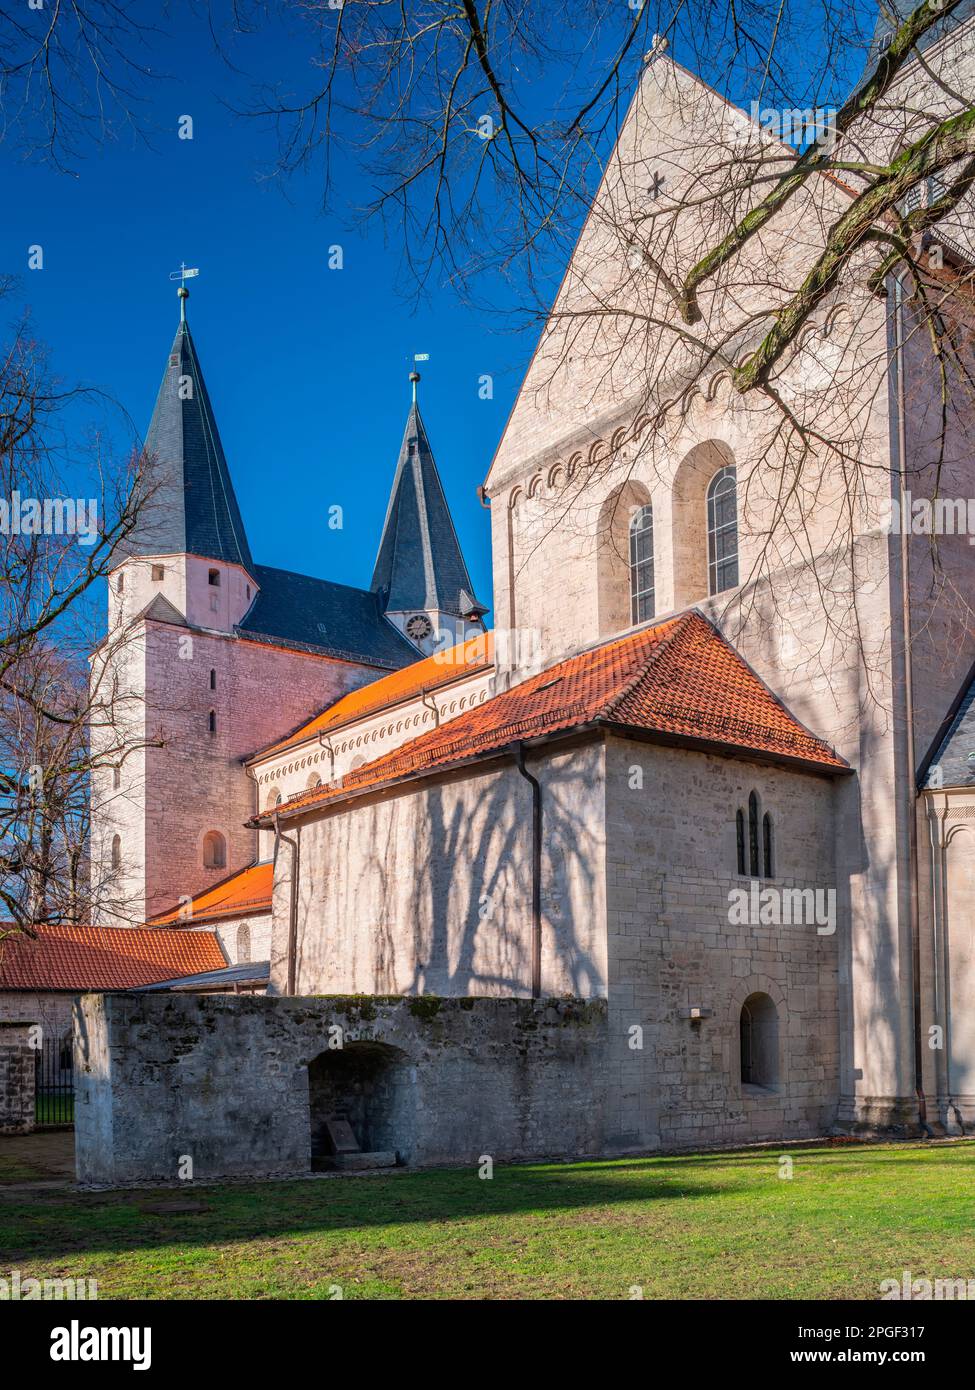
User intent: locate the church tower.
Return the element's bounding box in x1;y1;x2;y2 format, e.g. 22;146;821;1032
91;293;486;926
371;372;487;655
110;285;258;636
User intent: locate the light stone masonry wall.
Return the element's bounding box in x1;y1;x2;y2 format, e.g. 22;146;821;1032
269;742;607;999
602;736;840;1151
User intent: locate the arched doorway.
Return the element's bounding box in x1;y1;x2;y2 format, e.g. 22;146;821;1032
307;1042;413;1168
739;992;779;1090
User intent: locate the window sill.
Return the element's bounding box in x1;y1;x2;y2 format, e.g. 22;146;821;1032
741;1083;779;1101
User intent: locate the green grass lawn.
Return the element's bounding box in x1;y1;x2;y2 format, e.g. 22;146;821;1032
2;1140;974;1300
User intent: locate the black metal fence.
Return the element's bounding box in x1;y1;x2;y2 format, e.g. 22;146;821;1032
34;1033;74;1126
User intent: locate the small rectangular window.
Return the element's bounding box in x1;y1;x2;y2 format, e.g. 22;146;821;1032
208;568;220;587
151;564;164;581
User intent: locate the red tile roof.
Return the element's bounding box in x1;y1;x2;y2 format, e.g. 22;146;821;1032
0;923;226;993
149;861;273;926
250;633;493;760
253;612;846;825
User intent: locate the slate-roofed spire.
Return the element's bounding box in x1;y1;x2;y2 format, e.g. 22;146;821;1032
371;386;485;621
132;289;254;572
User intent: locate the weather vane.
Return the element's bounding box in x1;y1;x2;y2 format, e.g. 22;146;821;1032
169;263;200;320
410;352;429;403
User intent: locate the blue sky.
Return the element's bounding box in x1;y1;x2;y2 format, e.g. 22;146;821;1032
2;2;876;622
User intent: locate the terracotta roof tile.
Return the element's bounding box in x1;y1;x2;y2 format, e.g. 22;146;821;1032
251;633;493;760
149;861;273;926
0;923;225;993
254;612;846;825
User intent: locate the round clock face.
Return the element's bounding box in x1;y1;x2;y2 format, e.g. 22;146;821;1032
406;613;433;641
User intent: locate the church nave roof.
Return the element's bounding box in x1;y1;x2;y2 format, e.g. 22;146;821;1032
252;611;848;827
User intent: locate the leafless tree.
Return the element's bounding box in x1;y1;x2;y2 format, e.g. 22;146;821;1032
246;1;975;726
0;283;158;936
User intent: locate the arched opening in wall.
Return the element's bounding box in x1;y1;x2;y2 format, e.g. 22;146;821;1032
596;480;652;637
349;755;368;772
236;923;251;963
763;812;774;878
307;1042;413;1169
306;772;322;790
739;992;779;1090
748;791;760;877
110;834;121;871
202;831;226;870
671;440;735;610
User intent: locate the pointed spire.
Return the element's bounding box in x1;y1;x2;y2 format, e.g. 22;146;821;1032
130;292;254;572
371;393;485;620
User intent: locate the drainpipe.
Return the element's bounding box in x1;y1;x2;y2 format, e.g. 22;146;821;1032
925;797;966;1135
511;741;542;999
274;812;300;997
420;688;441;728
894;273;933;1138
317;731;336;782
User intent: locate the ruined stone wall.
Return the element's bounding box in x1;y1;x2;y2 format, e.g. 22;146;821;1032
0;1023;36;1135
73;992;608;1185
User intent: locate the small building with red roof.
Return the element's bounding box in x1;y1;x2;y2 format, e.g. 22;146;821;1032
0;922;227;1042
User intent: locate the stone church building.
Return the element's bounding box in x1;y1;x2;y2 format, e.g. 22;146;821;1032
77;7;975;1182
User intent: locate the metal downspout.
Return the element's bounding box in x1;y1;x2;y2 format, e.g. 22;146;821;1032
894;272;932;1137
511;741;542;999
274;812;300;997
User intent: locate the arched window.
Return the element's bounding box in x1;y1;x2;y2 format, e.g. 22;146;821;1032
350;755;368;772
266;787;281;812
208;709;216;734
748;791;760;877
596;481;652;637
629;505;655;623
307;772;322;790
707;466;739;595
740;993;779;1088
110;834;121;871
736;808;746;875
202;831;226;869
763;812;774;878
209;668;216;690
236;923;251;963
